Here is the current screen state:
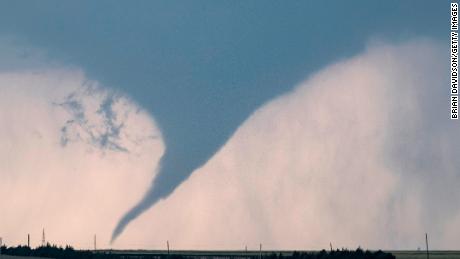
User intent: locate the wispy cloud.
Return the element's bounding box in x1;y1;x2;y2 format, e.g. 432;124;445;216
56;87;133;153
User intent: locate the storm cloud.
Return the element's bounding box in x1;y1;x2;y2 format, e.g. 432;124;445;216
0;1;451;247
119;40;460;250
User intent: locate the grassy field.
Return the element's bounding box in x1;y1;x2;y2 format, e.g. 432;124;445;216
390;250;460;259
104;250;460;259
3;250;460;259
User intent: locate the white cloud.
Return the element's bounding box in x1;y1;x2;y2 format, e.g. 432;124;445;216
120;40;459;250
0;68;164;249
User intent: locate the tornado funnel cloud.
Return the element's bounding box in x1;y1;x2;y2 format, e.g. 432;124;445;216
111;181;164;243
111;146;211;242
111;96;247;242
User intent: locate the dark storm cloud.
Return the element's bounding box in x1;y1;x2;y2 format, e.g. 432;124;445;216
0;0;448;241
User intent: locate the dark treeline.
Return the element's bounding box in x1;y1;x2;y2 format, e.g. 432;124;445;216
290;250;394;259
0;245;395;259
0;244;95;259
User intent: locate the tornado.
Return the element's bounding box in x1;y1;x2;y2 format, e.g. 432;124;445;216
110;120;236;242
111;151;171;242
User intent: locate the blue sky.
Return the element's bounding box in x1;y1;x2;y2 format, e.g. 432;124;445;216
0;1;457;249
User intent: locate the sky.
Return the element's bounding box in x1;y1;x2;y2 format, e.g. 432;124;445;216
0;0;458;251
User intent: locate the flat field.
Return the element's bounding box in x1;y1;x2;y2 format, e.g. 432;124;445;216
3;250;460;259
0;255;47;259
390;251;460;259
104;250;460;259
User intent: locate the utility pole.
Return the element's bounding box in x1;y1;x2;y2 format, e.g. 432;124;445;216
42;229;45;247
27;234;30;248
259;243;262;259
330;242;333;252
94;235;97;251
167;240;170;255
425;233;429;259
